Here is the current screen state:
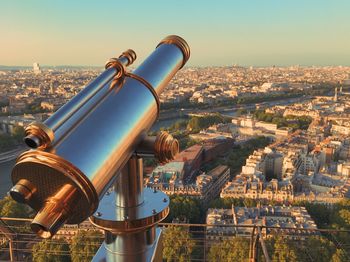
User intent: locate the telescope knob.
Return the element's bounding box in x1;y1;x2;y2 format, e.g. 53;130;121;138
154;131;179;163
135;131;179;163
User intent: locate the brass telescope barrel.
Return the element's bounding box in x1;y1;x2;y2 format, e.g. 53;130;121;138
10;35;190;238
24;49;137;149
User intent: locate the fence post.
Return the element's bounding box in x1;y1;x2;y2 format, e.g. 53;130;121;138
258;227;271;262
249;226;257;262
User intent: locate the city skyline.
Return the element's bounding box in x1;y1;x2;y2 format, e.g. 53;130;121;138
1;0;350;67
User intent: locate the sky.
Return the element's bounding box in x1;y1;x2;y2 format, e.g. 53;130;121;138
0;0;349;67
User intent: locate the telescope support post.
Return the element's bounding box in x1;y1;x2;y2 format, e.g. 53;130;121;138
91;155;168;262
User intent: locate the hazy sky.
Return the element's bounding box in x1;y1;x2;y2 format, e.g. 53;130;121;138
1;0;349;67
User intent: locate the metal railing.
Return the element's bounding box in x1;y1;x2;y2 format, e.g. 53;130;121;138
1;217;350;261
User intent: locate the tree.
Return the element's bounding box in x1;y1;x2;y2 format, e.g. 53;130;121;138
0;196;30;218
236;109;247;116
70;230;103;262
304;203;332;228
166;195;202;223
143;157;158;167
331;249;349;262
163;226;195;262
171;120;188;131
32;238;70;262
12;125;25;142
338;209;350;227
207;198;244;209
208;237;250;262
186;138;199;148
186;113;229;133
272;237;297;262
252;110;312;130
303;236;335;262
201;136;270;175
243;198;257;208
187;117;201;132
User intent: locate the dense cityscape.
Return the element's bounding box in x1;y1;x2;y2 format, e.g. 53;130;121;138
0;63;350;261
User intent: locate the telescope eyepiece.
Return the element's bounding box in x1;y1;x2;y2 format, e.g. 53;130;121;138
31;223;53;239
24;134;40;149
23;122;54;149
30;184;78;238
9;179;37;203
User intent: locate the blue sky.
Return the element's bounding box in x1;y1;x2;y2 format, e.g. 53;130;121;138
1;0;349;66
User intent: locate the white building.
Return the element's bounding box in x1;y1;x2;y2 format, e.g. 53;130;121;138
33;62;42;74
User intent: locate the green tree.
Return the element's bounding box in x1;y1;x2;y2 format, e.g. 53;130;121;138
338;209;350;227
304;203;332;228
243;198;257;207
143;157;158;167
0;196;30;218
166;195;202;223
187;117;201;132
252;110;312;130
186;138;199;148
186;113;230;133
32;238;70;262
163;226;195;262
208;237;250;262
303;236;335;262
201;136;270;175
331;249;349;262
225;198;244;208
272;237;297;262
12;125;25;142
70;230;103;262
170;120;188;131
236;109;247;116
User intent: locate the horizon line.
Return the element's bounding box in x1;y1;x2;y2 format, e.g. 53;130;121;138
1;64;350;69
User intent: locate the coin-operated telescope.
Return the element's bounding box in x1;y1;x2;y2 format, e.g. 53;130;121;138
9;35;190;261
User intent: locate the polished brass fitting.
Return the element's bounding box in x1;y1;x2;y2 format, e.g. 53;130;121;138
105;58;125;78
135;131;179;163
154;131;179;163
30;184;78;238
119;49;137;66
24;122;54;149
105;49;137;70
9;179;37;203
157;35;190;68
105;49;137;89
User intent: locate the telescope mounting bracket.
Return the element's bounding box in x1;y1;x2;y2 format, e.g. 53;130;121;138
89;132;178;262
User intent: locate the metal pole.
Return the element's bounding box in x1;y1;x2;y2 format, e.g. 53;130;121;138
249;226;256;262
9;239;14;262
0;218;15;261
258;227;271;262
115;156;144;208
255;233;259;262
105;156;156;261
91;155;169;262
